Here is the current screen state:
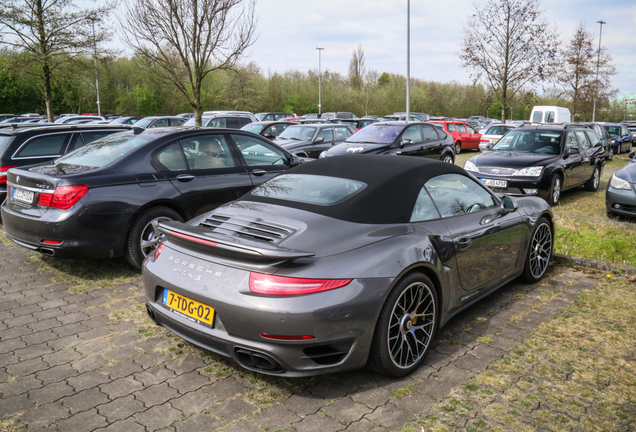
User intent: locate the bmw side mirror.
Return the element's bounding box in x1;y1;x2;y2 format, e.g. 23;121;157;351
499;196;518;215
315;137;324;143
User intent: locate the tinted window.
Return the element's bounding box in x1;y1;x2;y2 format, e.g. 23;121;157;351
532;111;543;123
587;131;601;147
402;125;423;143
492;130;561;154
575;131;590;150
0;136;14;155
177;134;235;169
279;126;316;141
318;128;334;142
486;126;513;135
565;132;579;150
335;127;352;141
545;111;555;123
226;117;241;129
251;174;366;205
14;134;70;158
156;143;187;171
410;188;441;222
425;174;496;218
239;118;252;127
151;118;170;128
604;125;621;136
208;117;227;128
346;124;403;144
231;134;287;166
56;133;151;167
422;125;438;142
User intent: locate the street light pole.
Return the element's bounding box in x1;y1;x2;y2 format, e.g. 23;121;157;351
316;47;324;116
592;20;606;122
406;0;410;122
91;20;101;116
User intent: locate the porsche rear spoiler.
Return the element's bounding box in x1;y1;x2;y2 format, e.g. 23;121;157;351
158;222;315;261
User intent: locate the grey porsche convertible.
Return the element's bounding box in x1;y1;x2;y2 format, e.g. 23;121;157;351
142;155;553;377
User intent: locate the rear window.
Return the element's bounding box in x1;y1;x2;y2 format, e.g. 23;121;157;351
14;134;69;158
0;135;14;155
251;174;366;206
346;124;403;144
55;132;151;167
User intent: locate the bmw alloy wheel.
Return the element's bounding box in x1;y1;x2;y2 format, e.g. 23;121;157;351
140;216;173;257
387;281;436;369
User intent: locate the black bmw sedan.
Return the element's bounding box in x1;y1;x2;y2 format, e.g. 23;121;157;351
142;155;553;377
1;128;301;268
320;121;455;163
464;125;605;205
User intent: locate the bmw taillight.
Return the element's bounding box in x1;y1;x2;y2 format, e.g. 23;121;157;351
0;166;17;184
37;185;89;209
249;272;352;295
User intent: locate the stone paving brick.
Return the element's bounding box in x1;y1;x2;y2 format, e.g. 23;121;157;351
172;413;223;432
62;387;110;413
2;325;32;340
135;382;181;407
36;364;79;385
102;359;143;379
282;390;328;417
165;356;207;374
47;334;82;351
133;351;172;369
28;381;75;405
77;327;112;341
0;394;35;417
94;418;146;432
0;338;27;354
349;386;393;409
135;336;170;352
208;397;258;424
57;408;109;432
72;353;111;373
435;363;476;385
66;370;111;392
14;343;55;362
344;419;386;432
0;375;42;399
204;378;247;401
322;397;372;424
42;347;82;366
104;345;143;362
363;402;415;430
167;371;211;394
248;405;301;431
0;351;20;367
169;387;218;414
293;411;345;432
307;379;355;399
3;314;35;329
417;378;455;399
75;339;111;356
134;365;177;386
134;404;183;431
97;395;146;422
218;420;263;432
100;376;144;399
6;357;49;376
19;401;69;429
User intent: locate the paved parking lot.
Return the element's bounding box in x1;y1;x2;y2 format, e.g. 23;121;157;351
0;240;602;431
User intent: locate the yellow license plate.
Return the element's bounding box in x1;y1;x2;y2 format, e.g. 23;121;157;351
162;289;214;327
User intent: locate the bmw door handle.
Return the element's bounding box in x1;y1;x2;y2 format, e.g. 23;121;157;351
457;237;472;249
176;174;195;182
251;170;267;176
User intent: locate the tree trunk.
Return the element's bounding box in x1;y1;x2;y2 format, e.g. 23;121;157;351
42;63;54;122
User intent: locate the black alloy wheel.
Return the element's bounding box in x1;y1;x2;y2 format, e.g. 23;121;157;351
521;217;553;283
547;174;562;206
585;166;601;192
125;206;183;269
369;272;437;377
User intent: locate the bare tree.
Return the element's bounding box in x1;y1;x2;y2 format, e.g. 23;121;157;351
557;22;617;119
121;0;257;126
0;0;115;121
348;45;365;91
460;0;559;123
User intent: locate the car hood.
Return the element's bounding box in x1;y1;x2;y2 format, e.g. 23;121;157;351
470;151;559;169
157;200;413;270
273;138;312;149
615;160;636;182
324;142;390;156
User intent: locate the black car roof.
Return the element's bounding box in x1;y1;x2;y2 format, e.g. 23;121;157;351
241;154;468;224
0;124;132;136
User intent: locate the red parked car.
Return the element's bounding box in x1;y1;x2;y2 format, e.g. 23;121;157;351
428;120;481;154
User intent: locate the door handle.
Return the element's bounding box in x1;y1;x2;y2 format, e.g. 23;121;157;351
457;237;472;249
176;174;195;182
251;169;267;176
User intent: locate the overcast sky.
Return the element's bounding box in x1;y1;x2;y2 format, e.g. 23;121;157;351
233;0;636;97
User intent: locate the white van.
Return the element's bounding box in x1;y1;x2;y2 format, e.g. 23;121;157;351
530;106;572;124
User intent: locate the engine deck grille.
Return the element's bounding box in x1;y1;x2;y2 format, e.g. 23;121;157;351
199;214;296;244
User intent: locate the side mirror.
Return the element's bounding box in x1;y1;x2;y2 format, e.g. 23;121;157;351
499;196;518;215
315;137;324;143
400;139;412;149
486;143;493;150
629;150;635;159
263;133;273;138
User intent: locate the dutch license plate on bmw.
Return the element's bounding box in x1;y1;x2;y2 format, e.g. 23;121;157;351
162;289;214;327
481;178;507;188
12;188;34;204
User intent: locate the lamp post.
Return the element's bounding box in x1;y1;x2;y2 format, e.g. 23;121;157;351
406;0;410;122
592;20;606;122
316;47;324;116
90;19;101;116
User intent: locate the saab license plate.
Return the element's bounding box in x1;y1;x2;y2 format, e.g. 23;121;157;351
12;188;34;204
482;178;507;188
162;289;214;327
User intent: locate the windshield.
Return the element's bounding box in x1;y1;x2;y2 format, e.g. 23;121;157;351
55;132;152;167
182;118;198;126
241;123;264;134
604;125;622;136
491;130;562;154
346;124;403;144
485;126;514;136
251;174;366;205
133;118;156;128
278;126;316;141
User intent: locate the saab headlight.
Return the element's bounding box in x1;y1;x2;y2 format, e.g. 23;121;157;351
609;174;631;190
464;160;478;172
513;166;543;177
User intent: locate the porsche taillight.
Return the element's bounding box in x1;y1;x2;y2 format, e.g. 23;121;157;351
37;185;89;209
249;272;352;295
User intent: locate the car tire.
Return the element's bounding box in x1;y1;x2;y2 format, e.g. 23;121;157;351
125;206;183;269
607;146;614;160
584;166;601;191
442;154;454;164
520;217;553;283
368;272;438;377
455;141;461;154
546;174;562;206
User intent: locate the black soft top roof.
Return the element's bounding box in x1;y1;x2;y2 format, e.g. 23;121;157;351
241;154;469;224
